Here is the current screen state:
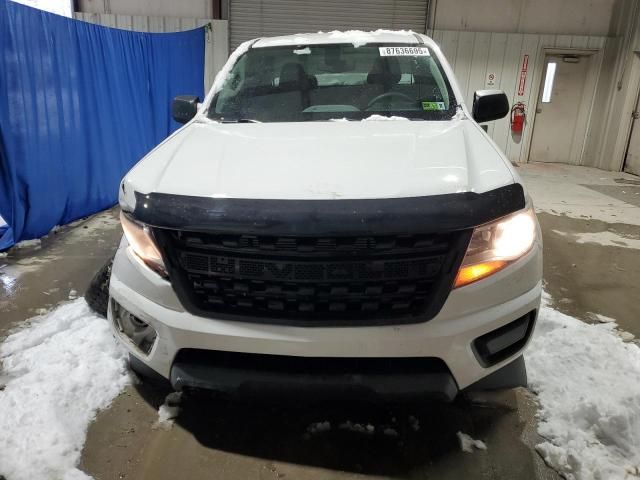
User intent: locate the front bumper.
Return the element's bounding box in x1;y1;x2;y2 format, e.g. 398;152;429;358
108;238;542;394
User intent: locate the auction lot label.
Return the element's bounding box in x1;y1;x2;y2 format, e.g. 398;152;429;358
379;46;430;56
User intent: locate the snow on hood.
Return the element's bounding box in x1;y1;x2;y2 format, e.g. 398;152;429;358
123;119;515;201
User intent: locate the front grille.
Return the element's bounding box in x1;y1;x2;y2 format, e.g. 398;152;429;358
154;230;470;326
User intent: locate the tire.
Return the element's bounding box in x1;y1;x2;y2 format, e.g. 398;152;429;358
85;255;114;318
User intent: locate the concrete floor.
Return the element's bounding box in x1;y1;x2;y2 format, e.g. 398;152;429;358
1;162;639;480
518;162;640;338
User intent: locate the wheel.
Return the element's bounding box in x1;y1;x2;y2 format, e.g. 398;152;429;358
85;255;114;317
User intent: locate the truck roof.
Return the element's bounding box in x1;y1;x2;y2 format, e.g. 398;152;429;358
251;29;436;49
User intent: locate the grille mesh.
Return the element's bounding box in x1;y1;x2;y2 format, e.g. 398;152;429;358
156;231;465;325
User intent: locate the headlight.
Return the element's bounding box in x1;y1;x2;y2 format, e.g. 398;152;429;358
120;212;167;277
454;206;537;288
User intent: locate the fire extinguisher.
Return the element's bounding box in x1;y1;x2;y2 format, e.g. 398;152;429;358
510;102;526;134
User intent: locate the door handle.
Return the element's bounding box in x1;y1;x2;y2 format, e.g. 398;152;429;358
536;107;542;114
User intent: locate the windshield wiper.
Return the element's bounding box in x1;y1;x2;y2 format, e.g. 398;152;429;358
220;118;262;123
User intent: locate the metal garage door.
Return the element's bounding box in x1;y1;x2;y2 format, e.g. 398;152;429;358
230;0;428;50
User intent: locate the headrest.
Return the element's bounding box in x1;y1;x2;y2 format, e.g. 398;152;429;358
279;63;311;91
367;57;401;87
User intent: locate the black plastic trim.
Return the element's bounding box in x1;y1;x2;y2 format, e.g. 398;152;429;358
170;349;459;401
153;229;471;327
464;355;527;391
132;183;525;236
472;310;537;367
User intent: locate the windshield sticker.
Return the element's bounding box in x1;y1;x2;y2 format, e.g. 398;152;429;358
422;101;446;111
379;46;430;57
293;47;311;55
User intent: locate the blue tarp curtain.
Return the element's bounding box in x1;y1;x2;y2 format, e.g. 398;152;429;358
0;0;205;249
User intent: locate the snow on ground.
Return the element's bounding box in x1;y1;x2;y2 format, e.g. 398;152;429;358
304;418;410;439
526;292;640;479
339;421;375;435
408;415;420;432
590;312;617;324
457;432;487;453
0;299;129;480
306;421;331;435
154;392;182;430
14;238;42;249
552;230;640;250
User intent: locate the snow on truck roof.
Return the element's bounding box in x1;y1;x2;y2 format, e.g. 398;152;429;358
252;30;437;49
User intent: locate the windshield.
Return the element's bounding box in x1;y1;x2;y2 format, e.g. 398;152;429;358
207;43;457;122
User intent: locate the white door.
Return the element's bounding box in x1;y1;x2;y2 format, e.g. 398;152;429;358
624;95;640;175
529;55;591;164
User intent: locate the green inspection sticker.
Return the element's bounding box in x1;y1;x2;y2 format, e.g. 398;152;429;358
422;101;446;111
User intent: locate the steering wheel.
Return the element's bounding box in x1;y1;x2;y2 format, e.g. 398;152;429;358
366;91;414;110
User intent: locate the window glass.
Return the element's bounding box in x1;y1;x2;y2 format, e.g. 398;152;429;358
541;62;557;103
207;44;457;122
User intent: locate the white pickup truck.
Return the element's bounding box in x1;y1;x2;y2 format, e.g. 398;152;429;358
108;30;542;401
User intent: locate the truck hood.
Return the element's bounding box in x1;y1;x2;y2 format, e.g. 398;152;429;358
124;118;515;201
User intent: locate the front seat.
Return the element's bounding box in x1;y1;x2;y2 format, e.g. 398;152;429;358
275;62;312;118
362;56;402;108
366;56;402;91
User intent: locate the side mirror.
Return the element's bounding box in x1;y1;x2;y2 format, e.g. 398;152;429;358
472;90;509;123
171;95;200;124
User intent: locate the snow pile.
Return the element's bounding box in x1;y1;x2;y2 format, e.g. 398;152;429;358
205;39;254;103
327;29;416;48
154;392;182;430
362;115;409;122
0;299;130;480
526;293;640;479
14;238;42;249
457;432;487;453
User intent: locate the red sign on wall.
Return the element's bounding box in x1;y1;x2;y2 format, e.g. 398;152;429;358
517;54;529;96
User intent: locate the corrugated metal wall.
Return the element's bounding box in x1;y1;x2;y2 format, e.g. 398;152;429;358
72;10;611;167
73;12;229;92
229;0;429;50
433;0;614;36
433;30;607;164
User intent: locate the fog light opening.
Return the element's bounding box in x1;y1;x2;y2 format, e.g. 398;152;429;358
472;311;536;367
111;300;157;355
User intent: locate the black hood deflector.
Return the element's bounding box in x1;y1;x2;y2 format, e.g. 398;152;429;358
131;183;525;235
